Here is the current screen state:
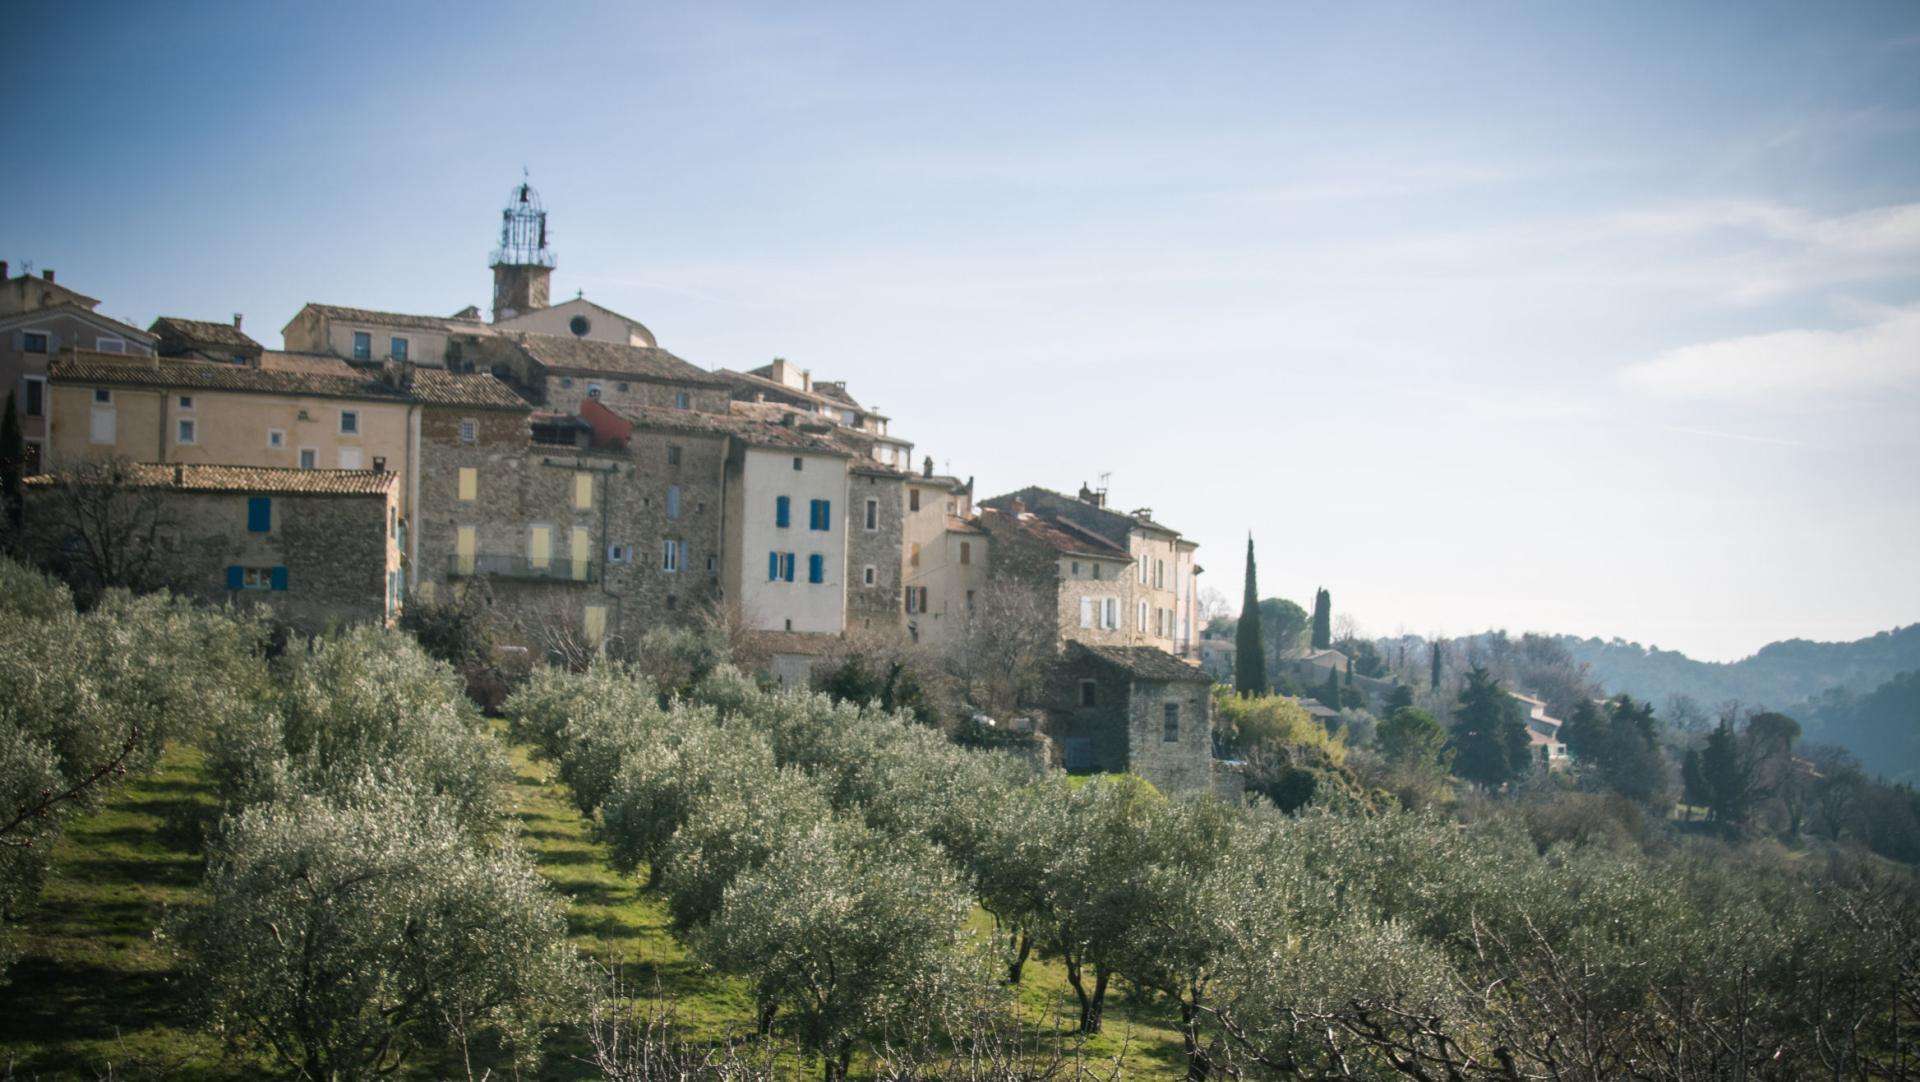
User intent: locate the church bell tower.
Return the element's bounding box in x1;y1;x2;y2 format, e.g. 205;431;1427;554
490;178;555;322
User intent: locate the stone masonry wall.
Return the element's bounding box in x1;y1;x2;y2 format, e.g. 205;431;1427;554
1123;677;1215;796
846;470;905;634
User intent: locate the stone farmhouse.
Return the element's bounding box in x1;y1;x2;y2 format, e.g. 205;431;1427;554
12;181;1222;791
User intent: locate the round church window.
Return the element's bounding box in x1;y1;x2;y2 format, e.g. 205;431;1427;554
570;315;591;337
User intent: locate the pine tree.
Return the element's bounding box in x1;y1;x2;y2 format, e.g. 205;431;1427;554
1310;588;1332;650
1448;665;1529;790
0;391;22;539
1233;536;1267;697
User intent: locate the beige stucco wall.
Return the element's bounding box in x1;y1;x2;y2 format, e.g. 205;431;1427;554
494;298;656;347
726;446;848;634
906;527;989;648
45;383;412;502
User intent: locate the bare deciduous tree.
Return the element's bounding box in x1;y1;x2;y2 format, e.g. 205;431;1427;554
941;580;1056;719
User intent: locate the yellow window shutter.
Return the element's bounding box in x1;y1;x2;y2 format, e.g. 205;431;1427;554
574;472;593;510
455;526;476;575
570;527;590;581
458;467;477;502
529;525;551;569
583;605;607;646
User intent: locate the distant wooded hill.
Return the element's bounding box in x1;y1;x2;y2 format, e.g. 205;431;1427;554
1557;624;1920;711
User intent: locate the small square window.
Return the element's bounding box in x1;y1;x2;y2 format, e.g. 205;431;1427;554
390;336;409;361
93;388;112;404
560;377;574;388
675;391;691;410
617;382;630;392
299;448;317;469
666;444;682;466
177;395;194;410
176;419;196;445
458;418;477;444
587;383;603;399
352;331;371;360
791;456;803;471
22;332;49;353
340;410;359;434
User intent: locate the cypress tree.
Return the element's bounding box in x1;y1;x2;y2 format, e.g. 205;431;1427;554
1310;588;1332;649
0;391;22;539
1322;666;1340;710
1430;638;1444;689
1233;536;1267;697
1344;655;1354;687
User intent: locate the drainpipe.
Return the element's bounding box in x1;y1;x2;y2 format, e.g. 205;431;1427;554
406;403;421;594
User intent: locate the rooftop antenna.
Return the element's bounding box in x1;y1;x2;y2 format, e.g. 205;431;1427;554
1096;471;1111;499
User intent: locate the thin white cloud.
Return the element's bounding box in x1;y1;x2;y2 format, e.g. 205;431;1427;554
1621;305;1920;400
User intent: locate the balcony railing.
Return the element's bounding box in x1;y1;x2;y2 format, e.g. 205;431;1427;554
447;555;599;584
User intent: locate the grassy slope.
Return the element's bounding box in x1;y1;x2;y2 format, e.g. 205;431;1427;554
1;738;1188;1079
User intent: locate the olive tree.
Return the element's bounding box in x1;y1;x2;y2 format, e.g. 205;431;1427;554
699;819;990;1081
169;781;581;1080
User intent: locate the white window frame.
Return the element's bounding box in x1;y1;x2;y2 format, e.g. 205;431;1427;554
458;418;477;444
339;409;359;435
177;394;195;411
95;336;126;354
1102;597;1119;630
1138;600;1148;633
21;329;51;354
864;498;878;531
92;387;112;404
389;335;409;360
662;538;682;573
298;447;318;469
351;330;372;359
175;418;197;445
863;565;877;586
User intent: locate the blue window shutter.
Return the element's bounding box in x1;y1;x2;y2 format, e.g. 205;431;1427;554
270;566;289;591
247;497;272;532
769;551;779;581
782;553;795;582
226;565;243;590
820;499;831;531
775;496;790;528
808;554;824;583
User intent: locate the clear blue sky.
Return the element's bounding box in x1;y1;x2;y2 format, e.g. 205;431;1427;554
10;2;1919;661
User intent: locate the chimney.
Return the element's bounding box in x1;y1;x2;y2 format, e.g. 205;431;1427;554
801;369;812;393
372;456;386;473
42;269;54;283
233;313;244;330
1010;497;1027;516
922;455;934;478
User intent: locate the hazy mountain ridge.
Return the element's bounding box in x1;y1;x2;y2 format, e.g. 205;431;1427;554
1557;624;1920;711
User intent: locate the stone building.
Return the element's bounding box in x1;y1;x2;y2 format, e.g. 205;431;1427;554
981;484;1201;658
845;461;908;633
461;331;730;417
1043;642;1215;795
977;501;1138;649
718;359;912;471
2;265;156;473
281;303;485;367
23;462;400;632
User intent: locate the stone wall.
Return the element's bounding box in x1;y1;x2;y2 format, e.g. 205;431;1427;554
1042;652;1134;776
1122;676;1215;796
846;469;904;633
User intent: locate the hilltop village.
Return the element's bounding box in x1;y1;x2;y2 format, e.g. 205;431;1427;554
1;182;1217;792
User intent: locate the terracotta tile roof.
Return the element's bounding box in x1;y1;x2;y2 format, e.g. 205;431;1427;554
719;368;888;420
50;351;407;402
610;402;850;455
302;303;471;332
946;515;988;535
405;368;531;410
256;351;360;377
984;485;1183;540
979;507;1130;559
1069;642;1210;683
0;303;156;344
506;332;726;385
26;462;396;497
148;317;262;352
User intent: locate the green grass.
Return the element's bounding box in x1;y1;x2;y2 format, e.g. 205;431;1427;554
1;738;1190;1079
0;744;267;1081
